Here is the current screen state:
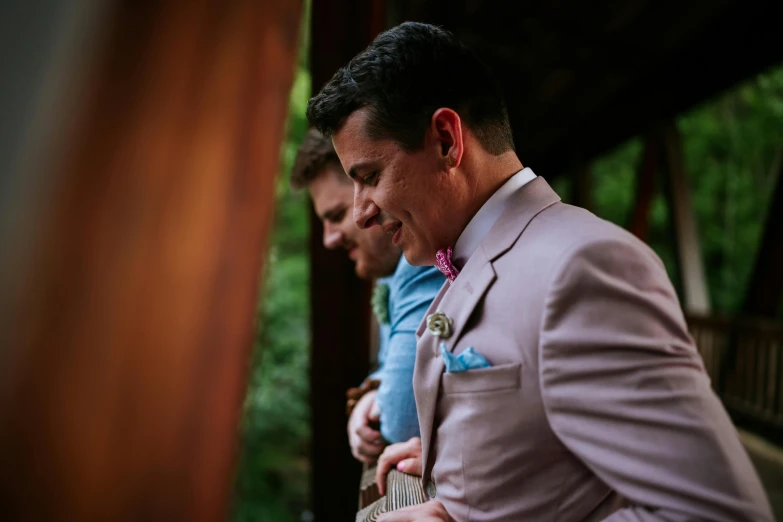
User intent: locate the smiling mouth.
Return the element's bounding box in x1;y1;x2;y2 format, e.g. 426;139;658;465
392;227;402;246
344;241;359;260
385;225;402;246
382;220;398;233
381;218;403;246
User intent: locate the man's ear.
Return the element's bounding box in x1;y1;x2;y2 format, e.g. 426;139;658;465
431;108;464;169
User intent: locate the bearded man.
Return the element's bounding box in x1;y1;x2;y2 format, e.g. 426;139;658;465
291;128;443;462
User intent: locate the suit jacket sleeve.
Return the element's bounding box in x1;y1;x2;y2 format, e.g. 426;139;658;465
539;237;773;522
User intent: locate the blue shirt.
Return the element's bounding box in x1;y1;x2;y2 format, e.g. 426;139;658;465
370;256;445;444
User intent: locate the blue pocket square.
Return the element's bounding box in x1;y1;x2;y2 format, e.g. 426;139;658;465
440;342;491;373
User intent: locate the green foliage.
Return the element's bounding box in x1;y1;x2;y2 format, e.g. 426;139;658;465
680;66;783;312
588;65;783;314
590;139;680;290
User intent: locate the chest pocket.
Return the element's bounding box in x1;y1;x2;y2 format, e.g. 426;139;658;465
436;361;527;514
442;362;521;394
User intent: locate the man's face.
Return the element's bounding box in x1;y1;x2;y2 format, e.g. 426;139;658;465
309;165;401;279
332;108;457;266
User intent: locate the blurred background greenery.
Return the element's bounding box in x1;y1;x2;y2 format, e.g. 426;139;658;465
583;66;783;315
229;13;783;515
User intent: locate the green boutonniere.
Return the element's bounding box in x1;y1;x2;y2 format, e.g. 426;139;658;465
371;283;391;325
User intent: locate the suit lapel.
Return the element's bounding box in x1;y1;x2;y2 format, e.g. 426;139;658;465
416;281;449;339
415;176;562;477
421;248;497;357
416;247;496;473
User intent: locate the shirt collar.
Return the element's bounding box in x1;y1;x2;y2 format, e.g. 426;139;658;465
452;167;537;268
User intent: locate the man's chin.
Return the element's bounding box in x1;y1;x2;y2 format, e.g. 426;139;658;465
353;264;372;281
401;246;435;267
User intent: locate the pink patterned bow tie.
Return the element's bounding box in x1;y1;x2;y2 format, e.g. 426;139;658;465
435;246;460;283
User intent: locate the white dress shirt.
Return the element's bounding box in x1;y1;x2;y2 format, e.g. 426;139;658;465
452;167;537;269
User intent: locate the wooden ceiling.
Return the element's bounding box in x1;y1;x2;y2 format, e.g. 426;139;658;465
381;0;783;177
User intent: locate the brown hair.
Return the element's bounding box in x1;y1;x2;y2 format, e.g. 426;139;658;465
307;22;514;155
290;127;345;189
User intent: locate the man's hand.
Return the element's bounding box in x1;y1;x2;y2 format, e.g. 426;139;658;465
377;500;453;522
348;389;386;463
375;436;423;495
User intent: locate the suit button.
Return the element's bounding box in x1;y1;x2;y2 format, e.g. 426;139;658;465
426;480;437;499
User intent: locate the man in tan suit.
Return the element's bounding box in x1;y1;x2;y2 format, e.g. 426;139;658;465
307;22;773;522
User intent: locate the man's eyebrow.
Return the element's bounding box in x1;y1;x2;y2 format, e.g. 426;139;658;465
347;160;377;180
321;204;346;221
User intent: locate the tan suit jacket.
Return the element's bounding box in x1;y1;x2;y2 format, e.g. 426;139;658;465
414;178;773;521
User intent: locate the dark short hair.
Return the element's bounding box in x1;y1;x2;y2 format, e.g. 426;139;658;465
307;22;514;155
290;127;346;189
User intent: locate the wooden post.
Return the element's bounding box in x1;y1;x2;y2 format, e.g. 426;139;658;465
571;165;593;212
0;1;302;521
661;122;711;314
628;135;661;243
309;0;386;520
743;158;783;318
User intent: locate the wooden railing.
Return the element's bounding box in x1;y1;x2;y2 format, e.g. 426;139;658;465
354;314;783;520
687;313;783;442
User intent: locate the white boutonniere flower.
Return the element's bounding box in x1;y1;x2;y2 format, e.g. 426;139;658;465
371;283;391;325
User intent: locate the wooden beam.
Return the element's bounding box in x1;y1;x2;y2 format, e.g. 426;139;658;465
661;122;711;314
309;1;386;521
743;157;783;317
417;1;783;179
0;1;302;521
628;135;661;243
571;165;593;212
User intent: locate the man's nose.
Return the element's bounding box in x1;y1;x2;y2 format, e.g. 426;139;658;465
322;225;343;250
353;189;380;230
